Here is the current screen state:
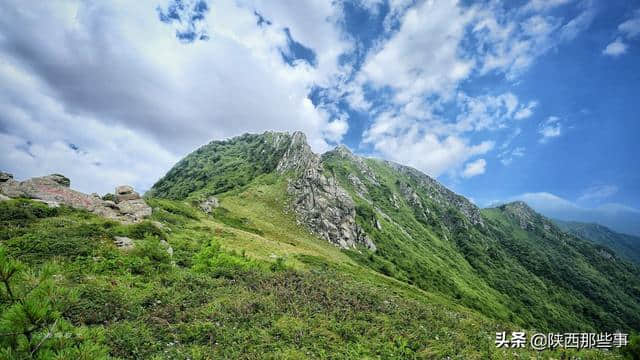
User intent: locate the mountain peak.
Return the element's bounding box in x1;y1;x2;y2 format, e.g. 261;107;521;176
498;201;544;230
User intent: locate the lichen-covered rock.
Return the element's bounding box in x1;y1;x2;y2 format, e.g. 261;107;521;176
48;174;70;187
347;173;368;196
160;240;174;257
327;145;379;185
277;133;376;251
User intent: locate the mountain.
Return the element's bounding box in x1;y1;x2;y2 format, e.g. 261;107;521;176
151;131;640;331
554;219;640;264
2;131;639;358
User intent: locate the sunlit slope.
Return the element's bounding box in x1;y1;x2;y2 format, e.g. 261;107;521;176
148;131;640;334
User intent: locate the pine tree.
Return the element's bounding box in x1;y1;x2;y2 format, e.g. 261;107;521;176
0;246;108;359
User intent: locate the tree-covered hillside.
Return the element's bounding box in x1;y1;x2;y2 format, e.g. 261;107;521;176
554;219;640;264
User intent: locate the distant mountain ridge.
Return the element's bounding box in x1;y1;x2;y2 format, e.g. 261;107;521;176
554;219;640;264
149;131;640;333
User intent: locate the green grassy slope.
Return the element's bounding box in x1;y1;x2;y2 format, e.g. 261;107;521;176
554;220;640;264
7;131;634;357
146;132;640;334
4;197;621;359
320;151;640;333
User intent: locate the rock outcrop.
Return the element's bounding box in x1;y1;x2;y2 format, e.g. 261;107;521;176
0;172;151;224
199;196;220;213
115;185;140;202
499;201;539;231
383;161;484;227
277;132;376;251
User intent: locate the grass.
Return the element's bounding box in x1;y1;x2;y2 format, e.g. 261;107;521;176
0;193;632;359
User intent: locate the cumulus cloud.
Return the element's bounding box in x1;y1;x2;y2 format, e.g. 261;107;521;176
514;101;538;120
352;0;590;178
0;0;598;191
603;38;628;56
538;116;562;143
358;0;475;103
363;110;494;177
462;158;487;178
603;9;640;56
618;9;640;38
0;0;353;192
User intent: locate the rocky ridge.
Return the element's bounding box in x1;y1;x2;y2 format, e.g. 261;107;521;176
383;161;484;227
0;172;151;224
277;132;376;251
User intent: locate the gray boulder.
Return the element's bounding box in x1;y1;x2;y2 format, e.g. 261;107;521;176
199;196;219;213
114;236;134;250
0;173;151;224
0;172;13;182
115;185;140;202
118;199;152;221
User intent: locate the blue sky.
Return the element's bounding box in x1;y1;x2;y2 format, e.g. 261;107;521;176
1;0;639;234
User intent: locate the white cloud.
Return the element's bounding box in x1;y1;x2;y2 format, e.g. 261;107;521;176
603;38;628;56
578;185;619;202
0;0;353;191
513;101;538;120
522;0;574;12
603;9;640;57
323;117;349;143
618;9;640;38
352;0;590;179
359;0;475;103
499;146;526;165
363;110;494;177
538;116;562;142
462;158;487;178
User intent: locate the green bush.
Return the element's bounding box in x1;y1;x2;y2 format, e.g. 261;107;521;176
622;333;640;360
0;199;58;222
192;239;260;278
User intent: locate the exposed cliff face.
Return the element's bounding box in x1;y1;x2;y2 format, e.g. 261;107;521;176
277;132;376;251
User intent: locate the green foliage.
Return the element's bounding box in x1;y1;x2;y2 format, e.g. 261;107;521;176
554;220;640;264
324;153;640;333
0;197;628;358
100;193;115;202
209;207;264;235
192;238;260;278
622;333;640;360
148;132;292;199
0;247;108;359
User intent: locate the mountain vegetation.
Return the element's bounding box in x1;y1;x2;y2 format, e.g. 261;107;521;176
554;220;640;264
1;131;639;359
